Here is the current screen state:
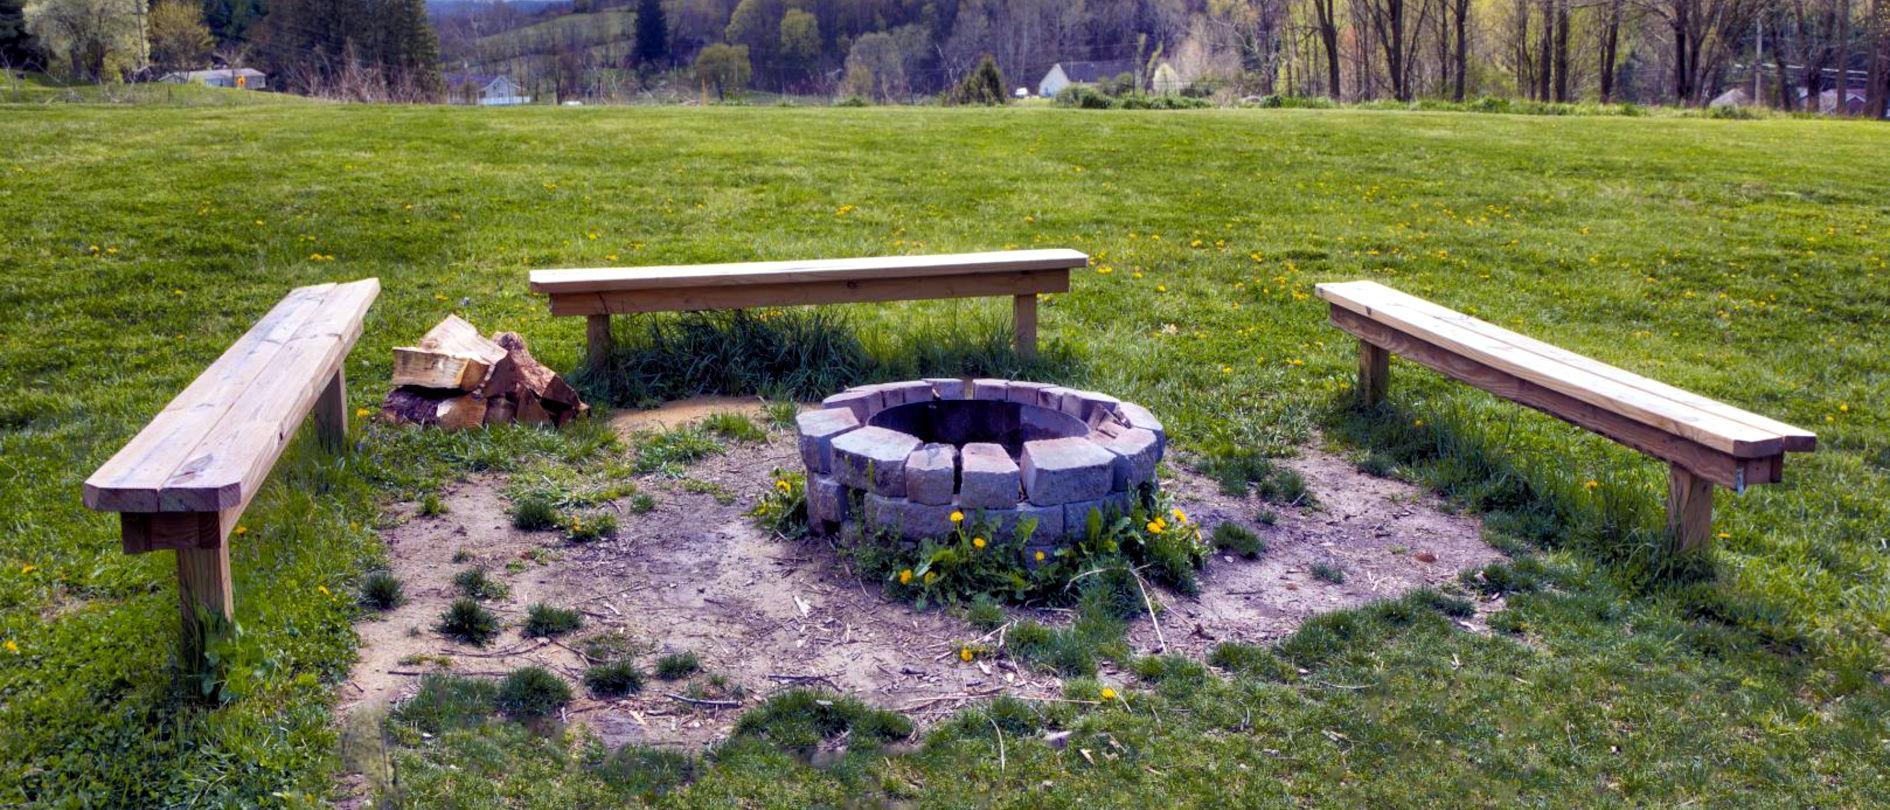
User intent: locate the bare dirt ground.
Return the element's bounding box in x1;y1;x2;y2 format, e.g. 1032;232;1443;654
340;401;1503;752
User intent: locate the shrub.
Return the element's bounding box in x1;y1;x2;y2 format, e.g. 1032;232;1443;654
453;566;509;600
496;666;573;720
1211;523;1265;559
523;603;583;637
748;469;808;539
419;491;448;516
630;493;657;513
511;494;561;530
1311;561;1346;584
947;54;1007;105
655;651;700;679
360;570;405;610
439;598;501;645
565;511;618;543
584;660;645;696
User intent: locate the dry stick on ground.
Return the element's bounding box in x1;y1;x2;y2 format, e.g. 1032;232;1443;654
665;692;741;708
989;715;1006;773
1128;568;1169;654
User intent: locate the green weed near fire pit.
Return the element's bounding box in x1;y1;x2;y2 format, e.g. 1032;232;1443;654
4;103;1889;805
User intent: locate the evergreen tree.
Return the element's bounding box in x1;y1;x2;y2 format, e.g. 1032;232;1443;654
199;0;263;43
0;0;39;68
373;0;441;99
949;53;1006;105
631;0;667;69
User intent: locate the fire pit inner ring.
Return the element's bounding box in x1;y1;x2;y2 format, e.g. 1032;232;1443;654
866;399;1088;458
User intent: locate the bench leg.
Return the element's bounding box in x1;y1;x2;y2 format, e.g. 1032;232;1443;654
1667;464;1715;554
1358;340;1390;406
1013;294;1038;362
586;314;613;370
176;541;233;681
315;367;347;450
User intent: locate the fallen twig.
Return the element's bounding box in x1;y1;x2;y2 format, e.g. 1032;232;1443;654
665;692;741;708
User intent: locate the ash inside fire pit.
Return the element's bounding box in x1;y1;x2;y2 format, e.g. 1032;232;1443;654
795;378;1165;548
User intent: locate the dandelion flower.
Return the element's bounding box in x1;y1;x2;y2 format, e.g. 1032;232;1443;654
1146;519;1166;534
1100;687;1117;700
3;641;17;654
1034;550;1045;562
234;525;249;536
960;646;973;662
1583;480;1599;491
899;569;913;585
1171;508;1187;524
19;565;34;574
923;571;938;585
355;407;371;418
317;585;330;596
972;537;986;549
950;510;964;524
775;480;791;492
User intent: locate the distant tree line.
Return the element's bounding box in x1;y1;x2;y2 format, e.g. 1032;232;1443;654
434;0;1886;113
8;0;443;100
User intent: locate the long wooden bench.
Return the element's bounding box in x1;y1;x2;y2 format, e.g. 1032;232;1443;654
83;278;380;672
1315;280;1814;552
528;249;1086;367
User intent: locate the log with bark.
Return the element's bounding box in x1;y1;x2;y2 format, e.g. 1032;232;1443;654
379;318;584;430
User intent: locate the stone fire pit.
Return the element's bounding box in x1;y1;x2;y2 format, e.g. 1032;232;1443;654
795;379;1164;546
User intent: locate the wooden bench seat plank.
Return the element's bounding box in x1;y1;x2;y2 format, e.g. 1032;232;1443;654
152;279;379;512
528;249;1088;295
82;284;338;512
1317;282;1787;458
545;268;1070;317
1326;281;1814;452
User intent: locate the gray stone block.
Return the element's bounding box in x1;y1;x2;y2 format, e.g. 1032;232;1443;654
1059;389;1121;424
831;426;921;497
821;390;877;422
958;442;1020;508
864;493;957;540
796;408;861;474
1005;381;1051;406
1102;428;1160;491
905;443;957;506
925;377;967;399
1036;386;1074;410
971;378;1009;401
1116;401;1166;457
883;381;935;408
1020;437;1115;506
808;474;847;529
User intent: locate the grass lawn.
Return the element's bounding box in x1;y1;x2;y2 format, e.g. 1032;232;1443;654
2;100;1887;806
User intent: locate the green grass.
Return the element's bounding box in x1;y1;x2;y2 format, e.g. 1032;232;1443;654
1;102;1888;805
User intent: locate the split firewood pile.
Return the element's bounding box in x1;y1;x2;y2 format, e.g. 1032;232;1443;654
380;316;586;429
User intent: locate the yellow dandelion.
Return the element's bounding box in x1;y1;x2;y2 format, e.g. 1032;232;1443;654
775;479;791;492
1146;519;1166;535
899;569;913;585
1100;687;1117;700
234;525;249;536
1716;532;1731;540
1156;284;1167;293
1583;480;1599;491
960;646;974;662
972;537;986;549
1171;508;1187;524
1034;550;1045;562
950;510;964;524
354;407;371;418
19;565;34;574
923;571;938;585
3;640;17;654
317;585;330;596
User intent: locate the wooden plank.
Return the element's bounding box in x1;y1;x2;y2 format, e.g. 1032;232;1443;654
1318;284;1784;458
1328;306;1755;488
546;269;1071;317
314;368;347;450
176;542;233;679
1013;294;1038;361
1321;281;1815;452
1667;465;1715;553
1358;340;1390;406
83;284;336;512
151;279;379;512
529;249;1088;295
586;314;612;369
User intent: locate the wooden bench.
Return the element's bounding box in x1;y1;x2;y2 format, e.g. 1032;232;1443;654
82;278;380;671
1315;280;1815;552
527;249;1086;367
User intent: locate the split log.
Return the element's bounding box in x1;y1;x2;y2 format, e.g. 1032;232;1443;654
381;388;488;429
484;332;583;426
392;316;508;390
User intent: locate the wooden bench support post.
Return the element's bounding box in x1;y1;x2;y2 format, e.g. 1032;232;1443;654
1013;294;1038;361
1358;340;1390;406
175;541;233;678
315;368;347;450
586;314;612;369
1667;464;1715;554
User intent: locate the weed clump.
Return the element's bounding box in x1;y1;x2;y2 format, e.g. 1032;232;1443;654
730;689;912;753
523;603;583;637
1311;561;1347;584
419;491;449;516
511;494;562;530
655;651;700;680
565;511;618;543
439;598;501;646
496;666;573;720
360;570;405;610
390;673;497;734
703;412;766;442
453;566;509;600
591;745;696;800
1211;523;1266;558
584;661;645;696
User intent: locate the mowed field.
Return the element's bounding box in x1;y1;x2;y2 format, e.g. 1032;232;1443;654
2;102;1888;806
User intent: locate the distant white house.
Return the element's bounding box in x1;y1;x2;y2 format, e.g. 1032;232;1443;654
159;68;266;90
447;73;532;106
1036;60;1134;97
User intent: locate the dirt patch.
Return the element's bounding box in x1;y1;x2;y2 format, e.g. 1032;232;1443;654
607;395;775;435
342;407;1501;752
